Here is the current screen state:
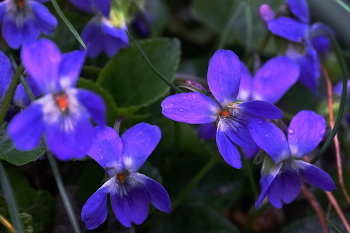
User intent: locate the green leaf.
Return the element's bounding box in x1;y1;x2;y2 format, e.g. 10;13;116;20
97;38;181;107
152;202;240;233
3;166;54;232
0;123;45;166
77;78;119;126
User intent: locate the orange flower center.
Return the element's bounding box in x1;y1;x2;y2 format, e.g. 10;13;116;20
15;0;25;8
55;93;69;112
219;109;230;117
117;173;125;183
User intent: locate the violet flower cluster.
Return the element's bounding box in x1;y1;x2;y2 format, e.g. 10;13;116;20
260;0;334;93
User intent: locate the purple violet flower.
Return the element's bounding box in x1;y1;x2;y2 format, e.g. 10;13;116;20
249;110;336;208
82;14;129;58
265;0;334;93
0;0;57;49
69;0;110;17
161;49;283;169
7;39;106;160
81;123;171;229
198;56;299;159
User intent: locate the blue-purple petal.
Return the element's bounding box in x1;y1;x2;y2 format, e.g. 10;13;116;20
0;51;13;104
0;2;7;23
76;89;106;126
2;16;39;49
216;126;242;168
288;110;326;158
30;1;57;34
311;35;331;54
95;0;110;18
45;112;93;160
8;102;44;150
219;114;256;148
242;146;260;159
249;118;290;164
296;160;336;191
59;50;86;89
81;178;114;229
268;17;309;42
198;123;216;140
287;46;320;93
207;49;241;107
110;184;149;227
121;123;161;172
87;126;123;172
13;76;41;108
69;0;94;14
252;56;299;103
81;17;104;58
237;100;282;119
267;167;301;208
237;62;252;102
161;92;220;124
21;39;61;94
134;173;171;213
255;162;283;209
101;19;129;57
286;0;309;23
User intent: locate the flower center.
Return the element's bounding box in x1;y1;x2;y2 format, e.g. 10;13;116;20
219;109;231;118
14;0;25;8
117;173;125;183
54;92;69;112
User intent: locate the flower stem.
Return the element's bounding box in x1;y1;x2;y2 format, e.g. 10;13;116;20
51;0;86;49
301;185;329;233
0;213;17;233
0;64;23;126
125;31;183;93
172;156;218;211
239;148;258;199
0;161;25;233
321;65;350;204
46;150;82;233
311;35;347;163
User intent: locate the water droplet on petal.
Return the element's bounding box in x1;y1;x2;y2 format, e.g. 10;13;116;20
265;134;268;137
180;109;183;111
257;119;263;125
288;129;295;135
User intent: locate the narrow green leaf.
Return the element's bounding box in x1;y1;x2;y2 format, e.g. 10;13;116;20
328;219;344;233
0;161;25;233
51;0;86;49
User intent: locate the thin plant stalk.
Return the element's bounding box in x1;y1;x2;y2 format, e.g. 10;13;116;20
325;191;350;232
172;156;218;211
0;161;25;233
322;65;350;204
0;214;17;233
46;150;82;233
301;185;329;233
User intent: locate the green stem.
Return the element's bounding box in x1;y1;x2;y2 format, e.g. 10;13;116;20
51;0;86;49
333;0;350;15
240;150;258;199
217;2;245;50
0;64;23;126
9;58;35;102
311;36;348;163
328;219;344;233
125;30;183;93
257;32;271;54
0;161;25;233
46;150;82;233
172;156;217;211
244;5;253;53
